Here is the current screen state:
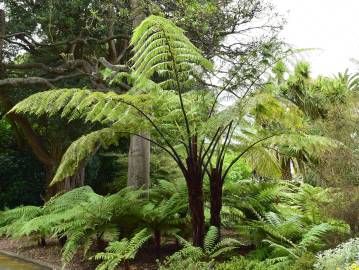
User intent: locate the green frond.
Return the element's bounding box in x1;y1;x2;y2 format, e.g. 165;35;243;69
263;239;299;259
210;238;242;258
204;226;219;253
298;223;332;250
93;229;151;270
51;127;122;185
130;15;212;91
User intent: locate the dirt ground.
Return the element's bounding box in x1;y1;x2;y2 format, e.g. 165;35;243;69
0;237;94;269
0;237;178;270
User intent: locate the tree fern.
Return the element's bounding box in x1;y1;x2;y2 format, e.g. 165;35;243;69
221;179;349;264
56;187;143;266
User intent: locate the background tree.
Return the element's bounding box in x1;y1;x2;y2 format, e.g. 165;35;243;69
265;61;359;232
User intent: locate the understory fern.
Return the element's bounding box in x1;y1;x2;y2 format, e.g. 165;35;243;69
93;229;152;270
224;179;349;265
0;205;43;240
0;181;192;268
163;226;241;266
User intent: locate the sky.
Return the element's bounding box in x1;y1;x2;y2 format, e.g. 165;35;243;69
272;0;359;76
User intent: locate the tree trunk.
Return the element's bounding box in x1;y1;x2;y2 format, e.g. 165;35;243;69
187;177;205;247
209;167;222;240
154;230;161;258
127;133;151;188
0;10;5;61
127;1;150;189
1;8;53;168
45;162;85;199
185;136;205;247
281;158;292;180
130;0;146;27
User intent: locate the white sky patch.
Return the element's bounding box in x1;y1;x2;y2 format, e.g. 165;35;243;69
272;0;359;76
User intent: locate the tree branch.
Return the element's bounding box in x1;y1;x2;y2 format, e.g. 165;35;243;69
0;72;83;89
98;57;129;72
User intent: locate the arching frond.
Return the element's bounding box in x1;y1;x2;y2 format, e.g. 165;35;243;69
51;127;122;185
130;15;212;91
204;226;219;253
93;229;151;270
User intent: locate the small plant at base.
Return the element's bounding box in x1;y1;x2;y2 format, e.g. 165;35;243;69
314;238;359;270
162;226;241;267
93;228;152;270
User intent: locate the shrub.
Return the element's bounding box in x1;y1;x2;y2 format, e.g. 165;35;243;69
290;253;316;270
314;238;359;270
216;257;271;270
159;259;215;270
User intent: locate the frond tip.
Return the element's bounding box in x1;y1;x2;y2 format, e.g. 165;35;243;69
51;127;123;185
130;15;212;91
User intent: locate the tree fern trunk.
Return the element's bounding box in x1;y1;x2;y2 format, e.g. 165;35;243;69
154;230;161;258
209;168;222;240
186;136;205;247
38;237;46;247
187;177;205;247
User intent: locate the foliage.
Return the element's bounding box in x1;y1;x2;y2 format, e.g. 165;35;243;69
9;15;331;252
215;253;316;270
290;253;317;270
223;153;252;183
129;15;212;91
223;179;349;265
0;205;43;239
54;187;143;266
93;229;152;270
144;178;189;236
269;62;359;234
314;238;359;270
159;260;215;270
0;186;143;265
0;181;191;267
0;179;351;269
216;256;285;270
0;119;44;209
2;0;285;202
1;7;357;270
162;226;241;266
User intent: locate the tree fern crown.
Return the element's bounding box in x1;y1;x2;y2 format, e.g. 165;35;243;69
130;15;213;91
